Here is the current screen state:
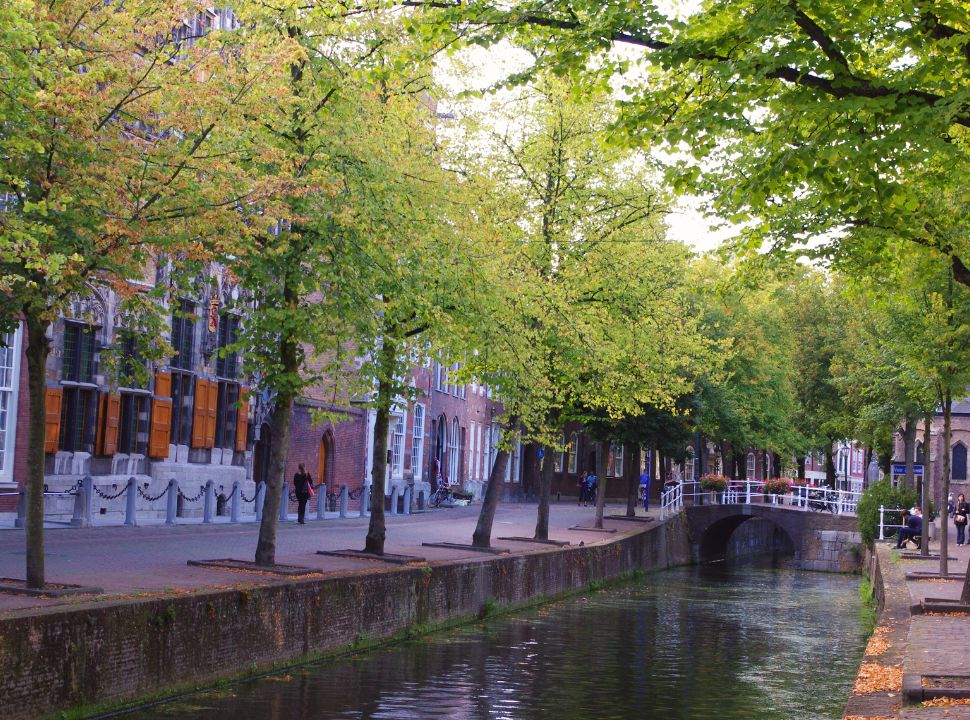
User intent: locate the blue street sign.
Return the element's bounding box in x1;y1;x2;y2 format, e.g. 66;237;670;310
537;448;544;460
891;464;923;476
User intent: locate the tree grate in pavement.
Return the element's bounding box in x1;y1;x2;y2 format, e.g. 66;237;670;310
0;577;102;597
187;559;322;576
317;549;426;565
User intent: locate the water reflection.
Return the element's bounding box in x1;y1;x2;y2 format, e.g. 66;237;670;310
125;558;864;720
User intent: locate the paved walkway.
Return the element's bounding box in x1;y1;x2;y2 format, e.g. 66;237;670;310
0;501;658;614
851;522;970;719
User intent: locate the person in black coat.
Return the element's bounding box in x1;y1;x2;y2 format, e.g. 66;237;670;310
293;463;312;524
955;494;969;546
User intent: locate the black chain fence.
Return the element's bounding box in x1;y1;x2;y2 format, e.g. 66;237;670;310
178;485;206;503
93;483;129;500
137;484;171;502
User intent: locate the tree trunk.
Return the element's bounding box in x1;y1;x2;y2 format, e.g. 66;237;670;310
903;416;918;491
25;315;50;589
253;274;301;568
364;334;397;556
626;447;638;517
922;414;932;558
594;441;608;529
254;393;294;566
825;446;836;488
472;444;511;548
940;391;952;576
797;454;806;480
534;441;555;540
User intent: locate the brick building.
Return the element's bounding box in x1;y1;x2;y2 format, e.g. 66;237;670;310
2;263;259;518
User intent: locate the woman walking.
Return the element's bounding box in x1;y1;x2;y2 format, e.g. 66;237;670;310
955;494;969;546
293;463;313;525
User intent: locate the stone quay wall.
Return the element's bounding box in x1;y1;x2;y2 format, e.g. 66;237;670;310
1;516;694;720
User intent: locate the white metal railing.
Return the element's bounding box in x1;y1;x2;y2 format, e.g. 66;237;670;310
658;479;861;518
659;481;683;519
878;506;907;541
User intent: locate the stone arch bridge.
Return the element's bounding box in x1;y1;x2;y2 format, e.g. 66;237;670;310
684;504;862;572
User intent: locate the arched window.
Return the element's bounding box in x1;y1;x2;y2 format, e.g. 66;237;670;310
953;443;968;481
391;414;405;478
915;441;925;465
615;443;624;477
448;418;459;483
568;432;579;474
746;452;756;479
685;447;695;482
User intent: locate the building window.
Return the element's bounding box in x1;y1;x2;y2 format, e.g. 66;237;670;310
746;452;756;479
63;322;96;383
477;423;484;479
469;422;478;480
554;434;565;473
568;432;578;474
953;443;968;482
614;443;624;478
116;329;147;388
60;322;98;453
215;314;240;379
390;414;405;477
60;387;97;452
448;418;459;483
169;371;194;446
433;362;444;392
214;381;239;449
170;300;195;371
685;447;695;482
0;327;21;479
118;393;150;455
411;404;424;482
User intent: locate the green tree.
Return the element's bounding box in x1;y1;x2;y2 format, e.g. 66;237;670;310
0;0;274;587
414;0;970;288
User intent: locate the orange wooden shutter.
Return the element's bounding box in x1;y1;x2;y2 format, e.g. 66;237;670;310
155;370;172;399
102;394;121;456
95;393;107;456
204;380;218;448
44;388;63;453
235;387;249;452
191;378;208;448
149;398;172;458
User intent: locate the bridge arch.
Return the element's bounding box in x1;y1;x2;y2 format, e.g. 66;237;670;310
692;508;798;563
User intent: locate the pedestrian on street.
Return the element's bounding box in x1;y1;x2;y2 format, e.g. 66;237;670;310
588;473;598;504
639;469;651;512
578;471;590;506
955;494;969;546
293;463;313;525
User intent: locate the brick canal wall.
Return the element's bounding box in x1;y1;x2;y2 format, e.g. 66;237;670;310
0;516;694;719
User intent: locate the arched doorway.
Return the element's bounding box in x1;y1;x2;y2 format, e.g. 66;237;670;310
318;431;335;489
253;423;272;486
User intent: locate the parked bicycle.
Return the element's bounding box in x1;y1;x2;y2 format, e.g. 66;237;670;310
429;484;452;508
807;488;838;514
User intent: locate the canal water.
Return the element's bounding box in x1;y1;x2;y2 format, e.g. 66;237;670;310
123;559;865;720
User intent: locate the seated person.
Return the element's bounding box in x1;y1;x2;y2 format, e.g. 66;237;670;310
895;508;923;549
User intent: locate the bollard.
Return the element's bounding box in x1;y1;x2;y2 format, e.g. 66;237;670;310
878;505;885;540
339;484;348;518
403;486;412;516
203;480;215;524
14;488;25;529
746;480;752;505
279;483;289;522
70;476;94;528
317;484;327;520
124;477;138;527
165;479;179;525
255;482;266;522
390;485;399;515
360;484;369;516
230;481;241;523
